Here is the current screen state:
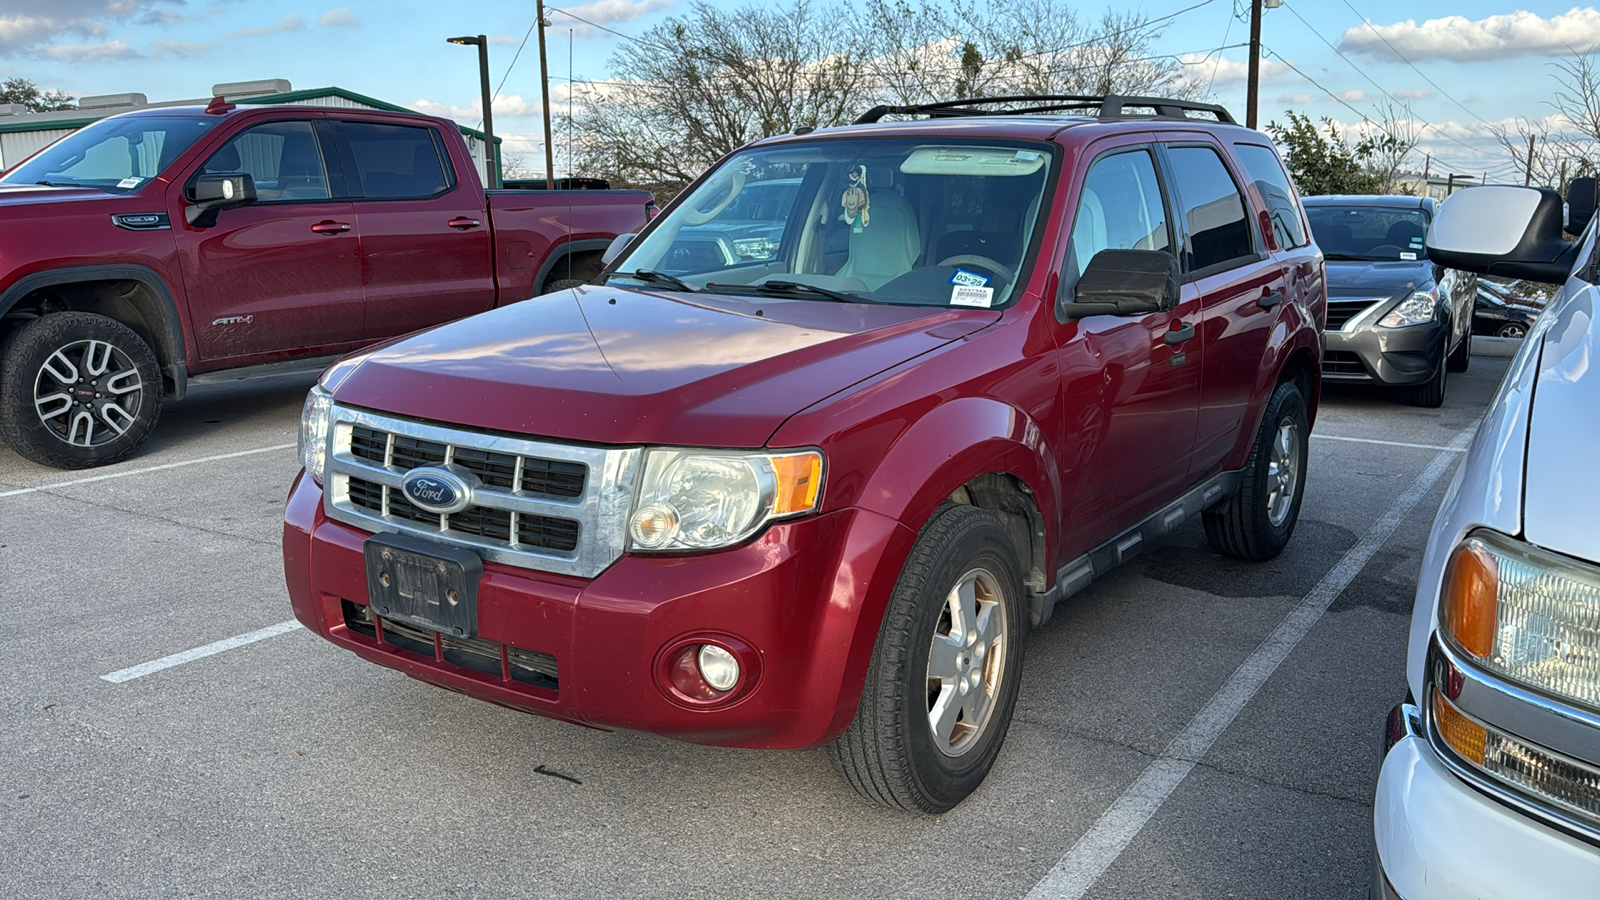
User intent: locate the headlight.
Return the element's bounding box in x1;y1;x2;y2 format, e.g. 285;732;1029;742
298;385;333;484
627;448;823;552
1441;531;1600;711
732;238;777;259
1379;290;1439;327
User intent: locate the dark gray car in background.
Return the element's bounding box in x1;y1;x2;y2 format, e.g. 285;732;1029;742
1303;195;1475;407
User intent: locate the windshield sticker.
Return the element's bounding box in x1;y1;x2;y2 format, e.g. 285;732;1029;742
841;165;871;233
950;269;991;288
116;176;144;189
1013;150;1041;161
1400;251;1418;260
950;285;994;307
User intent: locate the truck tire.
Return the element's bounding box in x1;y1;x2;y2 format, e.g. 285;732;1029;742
1203;380;1308;561
542;279;588;295
828;503;1026;813
1446;325;1471;373
0;312;163;469
1406;351;1447;408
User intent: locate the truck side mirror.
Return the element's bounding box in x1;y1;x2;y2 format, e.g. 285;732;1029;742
1567;176;1597;234
601;232;636;267
1426;185;1576;284
1060;249;1180;319
184;172;258;227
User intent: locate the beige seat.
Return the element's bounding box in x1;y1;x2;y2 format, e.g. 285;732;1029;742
837;191;921;290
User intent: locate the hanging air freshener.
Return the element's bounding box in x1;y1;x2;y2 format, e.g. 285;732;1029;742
840;165;870;233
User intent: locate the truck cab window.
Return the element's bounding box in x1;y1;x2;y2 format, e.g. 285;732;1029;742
341;121;453;199
202;120;331;203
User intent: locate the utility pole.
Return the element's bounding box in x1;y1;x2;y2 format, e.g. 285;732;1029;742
1247;0;1263;129
1525;134;1536;186
536;0;556;190
1446;173;1456;196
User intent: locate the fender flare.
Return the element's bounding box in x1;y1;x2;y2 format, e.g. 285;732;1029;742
533;238;614;293
0;264;189;399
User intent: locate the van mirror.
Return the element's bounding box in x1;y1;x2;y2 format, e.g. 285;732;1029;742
601;233;636;267
1426;185;1576;284
1567;177;1597;234
1060;249;1179;318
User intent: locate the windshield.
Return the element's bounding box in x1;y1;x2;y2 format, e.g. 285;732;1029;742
1305;205;1429;262
613;138;1053;308
1;115;220;191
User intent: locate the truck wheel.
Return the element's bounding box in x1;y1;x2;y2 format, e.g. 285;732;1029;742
828;503;1025;813
1446;326;1471;373
0;312;163;469
1203;380;1308;561
541;279;588;295
1406;351;1447;408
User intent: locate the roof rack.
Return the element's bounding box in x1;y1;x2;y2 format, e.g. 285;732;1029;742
853;94;1236;126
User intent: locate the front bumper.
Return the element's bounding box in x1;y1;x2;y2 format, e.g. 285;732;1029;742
282;472;917;750
1322;319;1445;385
1372;704;1600;899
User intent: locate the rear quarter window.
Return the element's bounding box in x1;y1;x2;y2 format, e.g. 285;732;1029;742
1233;143;1309;250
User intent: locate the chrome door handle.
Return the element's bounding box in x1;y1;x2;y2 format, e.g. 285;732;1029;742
1164;322;1195;345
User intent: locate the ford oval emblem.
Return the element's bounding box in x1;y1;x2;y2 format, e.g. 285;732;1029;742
400;467;473;515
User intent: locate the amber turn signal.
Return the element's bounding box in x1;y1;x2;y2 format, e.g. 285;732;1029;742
1432;688;1488;766
1443;540;1498;659
770;451;823;516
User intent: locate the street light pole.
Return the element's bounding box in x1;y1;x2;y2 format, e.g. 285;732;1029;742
447;34;499;189
536;0;556;190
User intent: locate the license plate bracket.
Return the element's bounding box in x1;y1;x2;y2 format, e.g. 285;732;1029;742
363;533;482;638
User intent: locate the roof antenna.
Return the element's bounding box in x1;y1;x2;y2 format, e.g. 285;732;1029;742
205;95;236;115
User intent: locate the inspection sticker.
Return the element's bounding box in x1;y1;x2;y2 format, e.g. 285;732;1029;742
950;269;991;287
950;285;994;307
1400;251;1417;260
116;177;144;189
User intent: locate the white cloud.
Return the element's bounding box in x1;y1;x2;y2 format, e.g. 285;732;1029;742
1276;93;1313;105
412;92;554;122
42;38;138;62
319;7;358;28
229;13;305;38
1340;9;1600;63
1336;89;1371;103
546;0;675;37
1;1;161;50
1178;53;1288;85
150;39;217;57
1395;88;1434;100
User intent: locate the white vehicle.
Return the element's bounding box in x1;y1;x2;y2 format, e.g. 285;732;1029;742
1372;180;1600;897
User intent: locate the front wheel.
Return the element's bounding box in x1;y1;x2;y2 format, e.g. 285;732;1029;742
1203;380;1309;561
1497;322;1527;339
828;504;1026;813
0;312;163;469
1446;325;1471;373
1406;349;1447;408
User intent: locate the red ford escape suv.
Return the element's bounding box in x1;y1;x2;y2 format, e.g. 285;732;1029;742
284;95;1326;812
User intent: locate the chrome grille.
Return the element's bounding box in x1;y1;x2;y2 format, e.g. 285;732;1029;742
1326;297;1383;331
323;405;640;578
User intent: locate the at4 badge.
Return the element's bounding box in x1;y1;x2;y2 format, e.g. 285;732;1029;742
841;165;870;232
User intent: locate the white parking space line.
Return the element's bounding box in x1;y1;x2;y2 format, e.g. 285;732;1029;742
0;443;297;499
1025;417;1481;900
1312;434;1467;453
101;620;304;684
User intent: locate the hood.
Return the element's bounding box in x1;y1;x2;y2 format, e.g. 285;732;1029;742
1522;287;1600;563
1324;258;1431;297
331;285;999;447
0;181;133;210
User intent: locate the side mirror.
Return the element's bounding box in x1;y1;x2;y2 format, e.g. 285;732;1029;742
1426;185;1576;284
1061;249;1179;318
184;172;257;227
1567;177;1597;234
601;232;636;267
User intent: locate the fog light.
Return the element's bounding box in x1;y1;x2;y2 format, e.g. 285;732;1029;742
698;644;740;692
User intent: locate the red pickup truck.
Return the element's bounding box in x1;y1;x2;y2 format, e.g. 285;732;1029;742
285;95;1324;812
0;99;652;469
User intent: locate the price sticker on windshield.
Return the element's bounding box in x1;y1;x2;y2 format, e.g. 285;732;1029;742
950;285;994;307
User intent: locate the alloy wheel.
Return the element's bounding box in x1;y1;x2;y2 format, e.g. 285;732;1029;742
32;339;145;448
926;566;1009;757
1265;417;1300;528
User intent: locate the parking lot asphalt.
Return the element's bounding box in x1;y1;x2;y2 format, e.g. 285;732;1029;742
0;353;1508;899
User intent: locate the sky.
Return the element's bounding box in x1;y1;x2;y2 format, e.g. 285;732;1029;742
1;0;1593;182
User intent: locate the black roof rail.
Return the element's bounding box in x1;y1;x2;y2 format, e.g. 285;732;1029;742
853;94;1237;126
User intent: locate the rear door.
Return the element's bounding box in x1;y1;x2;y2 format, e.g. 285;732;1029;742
1158;139;1287;479
333;118;495;339
1054;139;1204;549
171;115;365;361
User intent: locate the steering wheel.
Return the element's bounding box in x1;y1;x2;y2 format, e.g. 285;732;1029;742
679;169;747;226
936;254;1015;283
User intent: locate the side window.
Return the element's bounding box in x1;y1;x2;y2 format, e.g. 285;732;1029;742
202;120;330;203
341;121;453;200
1165;145;1256;272
1234;143;1309;249
1068;149;1172;280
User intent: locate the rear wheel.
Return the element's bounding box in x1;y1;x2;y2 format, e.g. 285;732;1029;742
0;312;163;469
1446;324;1471;373
1497;322;1527;339
828;504;1026;812
1204;380;1308;561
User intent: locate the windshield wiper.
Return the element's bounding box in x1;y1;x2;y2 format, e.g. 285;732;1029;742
35;180;82;188
613;269;700;292
706;280;870;304
1322;253;1372;261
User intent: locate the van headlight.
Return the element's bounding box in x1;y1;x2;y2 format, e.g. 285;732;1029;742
628;449;823;552
298;385;334;484
1379;290;1439;327
1441;530;1600;710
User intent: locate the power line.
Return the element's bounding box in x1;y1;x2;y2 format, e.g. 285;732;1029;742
476;17;540;130
545;7;678;54
1333;0;1493;126
1263;47;1374;124
1278;1;1409;112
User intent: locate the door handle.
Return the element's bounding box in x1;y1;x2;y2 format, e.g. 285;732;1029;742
311;221;352;234
1258;288;1284;309
1163;321;1195;345
448;217;482;230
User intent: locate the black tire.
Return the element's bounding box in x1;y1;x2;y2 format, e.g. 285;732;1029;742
828;504;1026;813
1203;380;1309;561
1446;324;1471;373
1406;349;1447;408
1497;322;1527;339
541;278;588;295
0;312;163;469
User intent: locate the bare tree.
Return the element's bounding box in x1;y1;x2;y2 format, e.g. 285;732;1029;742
1489;116;1573;188
1354;103;1423;193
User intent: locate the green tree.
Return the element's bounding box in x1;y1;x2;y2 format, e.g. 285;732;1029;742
0;78;75;112
1266;111;1383;196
